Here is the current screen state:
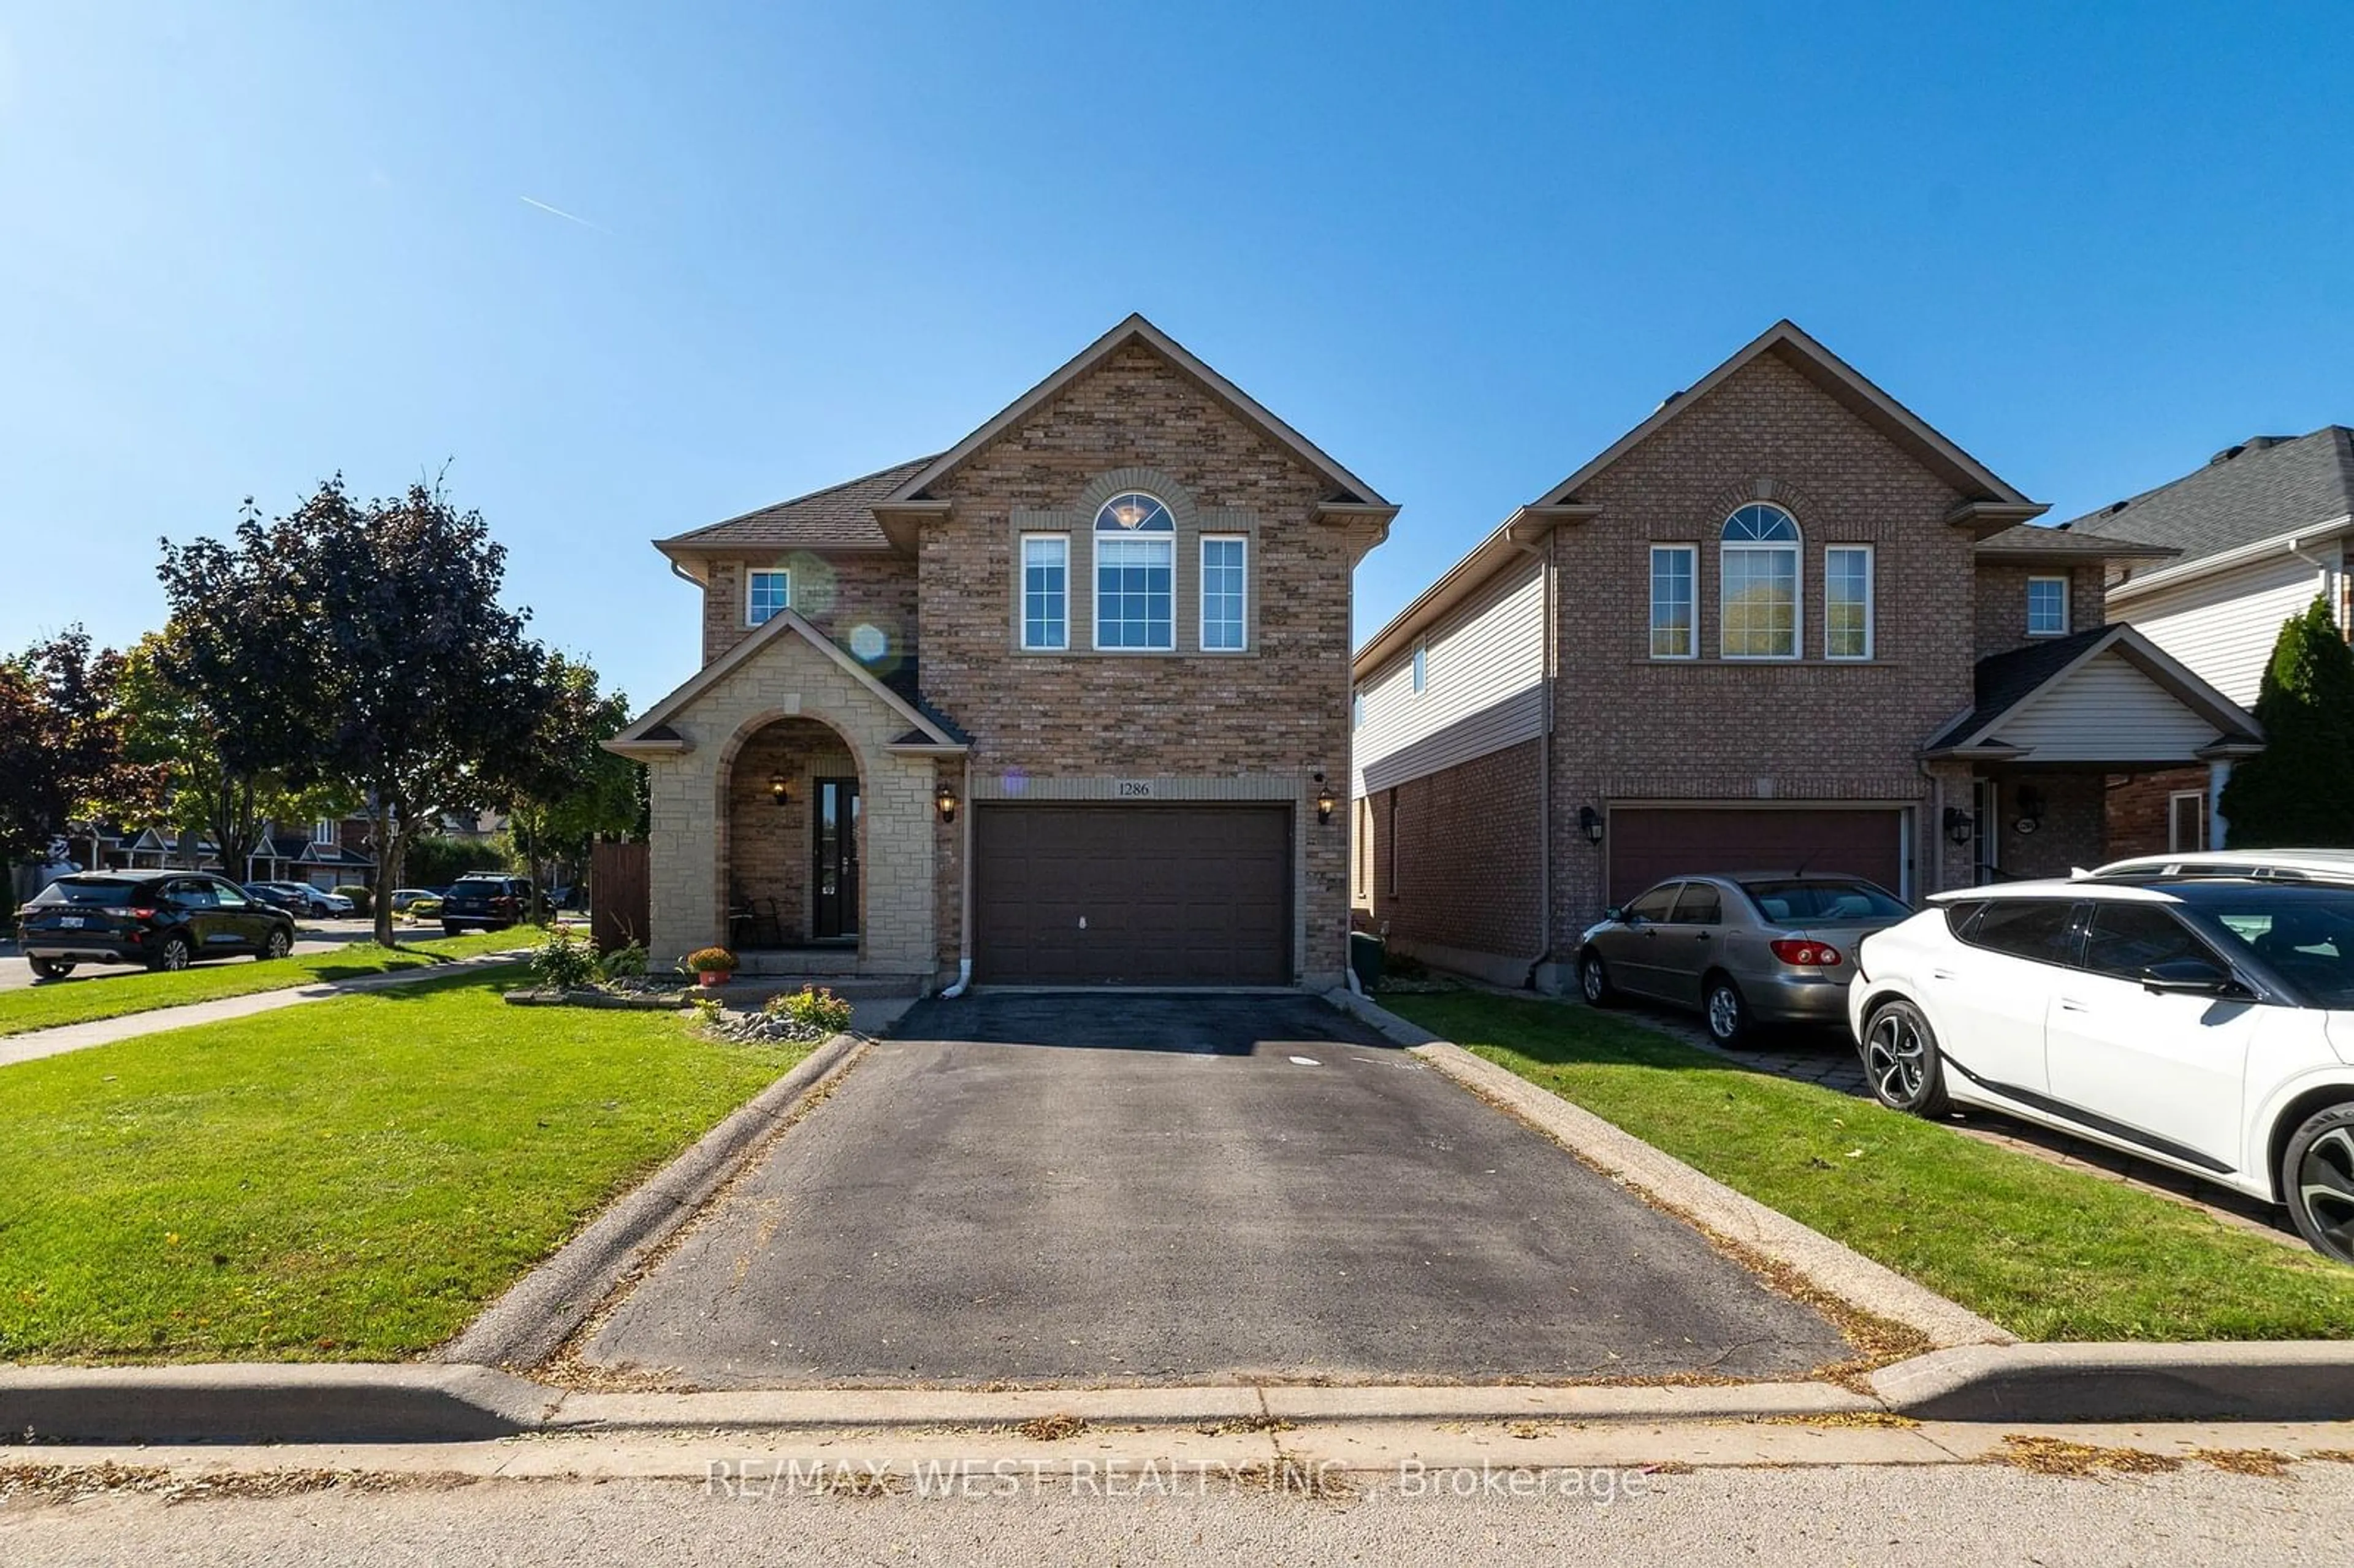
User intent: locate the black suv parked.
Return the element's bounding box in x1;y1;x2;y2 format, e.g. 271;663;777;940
438;873;539;935
18;871;299;978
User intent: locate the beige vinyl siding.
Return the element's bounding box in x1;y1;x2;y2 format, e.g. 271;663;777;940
2115;553;2331;709
1352;563;1544;797
1993;650;2222;762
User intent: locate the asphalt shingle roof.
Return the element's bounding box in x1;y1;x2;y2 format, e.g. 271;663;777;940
1926;626;2114;752
657;455;941;553
2055;427;2354;568
1976;523;2176;559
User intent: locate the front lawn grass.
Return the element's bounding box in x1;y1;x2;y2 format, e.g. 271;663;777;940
0;973;804;1362
0;928;528;1037
1386;991;2354;1342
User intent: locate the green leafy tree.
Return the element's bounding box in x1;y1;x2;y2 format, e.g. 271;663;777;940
0;630;166;866
502;654;643;904
2220;595;2354;847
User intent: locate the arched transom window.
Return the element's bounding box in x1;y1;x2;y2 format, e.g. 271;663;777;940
1094;492;1175;649
1720;503;1800;659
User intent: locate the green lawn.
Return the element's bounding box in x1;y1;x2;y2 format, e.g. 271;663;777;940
0;973;804;1362
1386;991;2354;1342
0;929;528;1037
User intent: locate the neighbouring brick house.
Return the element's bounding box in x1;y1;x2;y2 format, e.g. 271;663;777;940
608;315;1395;989
2061;427;2353;856
1350;321;2262;990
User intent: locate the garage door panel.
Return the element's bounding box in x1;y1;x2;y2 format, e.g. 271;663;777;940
975;805;1290;985
1608;808;1906;905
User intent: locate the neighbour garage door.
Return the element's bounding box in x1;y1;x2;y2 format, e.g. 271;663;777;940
974;805;1290;985
1607;808;1907;905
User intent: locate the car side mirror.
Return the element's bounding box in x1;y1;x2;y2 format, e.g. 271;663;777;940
1604;906;1625;924
2141;959;2244;998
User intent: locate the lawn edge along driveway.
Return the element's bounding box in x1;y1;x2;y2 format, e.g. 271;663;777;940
0;970;809;1364
1371;991;2354;1344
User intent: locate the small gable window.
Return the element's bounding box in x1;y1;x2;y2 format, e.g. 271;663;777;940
1094;492;1175;650
747;568;791;626
2027;575;2070;637
1720;503;1800;660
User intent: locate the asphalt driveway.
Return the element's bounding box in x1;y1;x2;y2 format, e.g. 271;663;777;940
579;993;1851;1388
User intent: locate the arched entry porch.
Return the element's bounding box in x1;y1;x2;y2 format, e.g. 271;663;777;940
720;714;864;955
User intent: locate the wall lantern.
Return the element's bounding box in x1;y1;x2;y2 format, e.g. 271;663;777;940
1579;805;1605;845
2013;786;2044;836
1313;772;1336;826
936;783;959;824
768;772;791;807
1943;806;1974;847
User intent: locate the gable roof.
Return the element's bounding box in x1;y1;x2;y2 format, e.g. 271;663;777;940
1532;320;2042;519
656;455;940;560
1924;622;2261;758
607;606;966;756
2057;426;2354;571
885;313;1392;509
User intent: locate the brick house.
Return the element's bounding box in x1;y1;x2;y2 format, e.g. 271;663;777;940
2065;427;2353;856
608;315;1395;989
1350;322;2261;990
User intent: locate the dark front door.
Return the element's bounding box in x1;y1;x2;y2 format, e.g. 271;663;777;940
813;777;859;939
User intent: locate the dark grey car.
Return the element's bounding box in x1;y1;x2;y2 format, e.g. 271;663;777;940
1577;872;1911;1046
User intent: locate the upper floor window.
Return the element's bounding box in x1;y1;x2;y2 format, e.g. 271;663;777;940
747;568;791;626
1824;545;1874;660
1094;492;1174;650
1720;504;1800;660
1021;535;1068;650
1200;535;1247;651
1411;644;1428;693
311;819;336;845
2027;575;2070;637
1650;544;1696;659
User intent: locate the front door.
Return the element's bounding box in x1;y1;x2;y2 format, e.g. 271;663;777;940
812;777;859;940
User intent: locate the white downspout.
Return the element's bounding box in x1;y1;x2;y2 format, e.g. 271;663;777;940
939;756;975;998
1511;527;1553;989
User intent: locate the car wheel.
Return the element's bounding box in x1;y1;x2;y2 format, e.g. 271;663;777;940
1859;997;1951;1118
261;927;293;961
1578;949;1620;1007
154;934;194;972
28;956;74;980
443;923;462;938
2281;1103;2354;1267
1703;973;1752;1049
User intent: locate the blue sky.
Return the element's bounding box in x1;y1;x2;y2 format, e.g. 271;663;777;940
3;1;2349;708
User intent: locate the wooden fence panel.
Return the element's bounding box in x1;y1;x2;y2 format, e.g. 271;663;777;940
590;840;650;953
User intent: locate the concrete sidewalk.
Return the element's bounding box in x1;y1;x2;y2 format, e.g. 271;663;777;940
0;949;530;1068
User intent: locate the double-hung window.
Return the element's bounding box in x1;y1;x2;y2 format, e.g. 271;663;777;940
1092;492;1175;650
1650;544;1696;658
2027;576;2070;637
1824;545;1873;660
1020;535;1068;650
747;568;791;626
1720;504;1800;659
1200;535;1247;650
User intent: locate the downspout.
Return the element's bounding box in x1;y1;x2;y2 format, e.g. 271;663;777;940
1512;524;1553;990
940;756;975;998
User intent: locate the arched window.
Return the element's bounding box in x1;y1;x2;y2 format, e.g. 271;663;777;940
1094;492;1175;649
1720;503;1800;658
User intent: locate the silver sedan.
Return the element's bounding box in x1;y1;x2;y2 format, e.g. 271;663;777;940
1577;872;1912;1048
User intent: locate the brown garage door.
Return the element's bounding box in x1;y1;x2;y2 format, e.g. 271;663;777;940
1607;807;1907;905
974;805;1290;985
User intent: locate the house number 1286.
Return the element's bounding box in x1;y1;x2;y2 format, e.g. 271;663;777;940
1116;780;1154;798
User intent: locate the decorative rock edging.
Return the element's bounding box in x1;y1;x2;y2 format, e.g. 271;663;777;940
501;988;693;1010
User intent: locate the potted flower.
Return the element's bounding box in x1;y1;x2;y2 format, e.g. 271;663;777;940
685;946;737;987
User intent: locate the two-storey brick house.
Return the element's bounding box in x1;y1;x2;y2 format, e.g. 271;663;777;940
1351;321;2261;991
609;315;1395;990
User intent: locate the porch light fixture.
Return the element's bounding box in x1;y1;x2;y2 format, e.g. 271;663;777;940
1314;772;1335;826
2014;786;2044;836
768;772;791;807
1944;807;1974;847
1579;805;1604;845
936;783;958;824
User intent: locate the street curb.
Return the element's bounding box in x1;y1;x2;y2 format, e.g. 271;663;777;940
0;1363;557;1444
433;1032;867;1370
1870;1341;2354;1422
1325;988;2014;1352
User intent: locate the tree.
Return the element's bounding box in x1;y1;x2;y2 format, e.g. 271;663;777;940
0;630;166;864
2220;595;2354;847
501;654;643;904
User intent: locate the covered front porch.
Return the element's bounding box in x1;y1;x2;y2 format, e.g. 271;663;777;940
1924;624;2263;885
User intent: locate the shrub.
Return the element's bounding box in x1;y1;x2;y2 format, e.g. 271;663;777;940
334;885;373;916
2220;595;2354;847
761;984;854;1037
685;945;737;975
600;942;649;980
529;928;600;993
403;834;513;889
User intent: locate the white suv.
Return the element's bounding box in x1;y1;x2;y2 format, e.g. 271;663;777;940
1848;877;2354;1265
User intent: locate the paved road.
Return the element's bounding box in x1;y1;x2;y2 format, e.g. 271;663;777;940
0;918;384;991
581;992;1849;1388
7;1463;2348;1566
